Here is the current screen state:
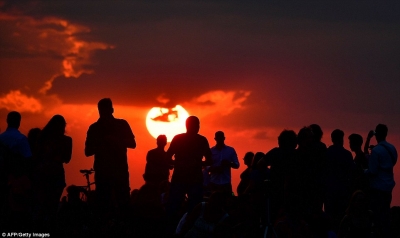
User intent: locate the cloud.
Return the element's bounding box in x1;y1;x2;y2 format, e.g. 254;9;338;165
253;131;269;140
156;94;170;105
189;90;251;116
0;11;114;94
233;128;281;141
0;90;43;113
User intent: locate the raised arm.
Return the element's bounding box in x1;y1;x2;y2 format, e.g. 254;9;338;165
364;130;374;154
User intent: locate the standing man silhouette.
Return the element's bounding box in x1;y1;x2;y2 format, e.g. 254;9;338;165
208;131;239;194
85;98;136;219
364;124;397;237
166;116;212;223
0;111;32;229
325;129;355;231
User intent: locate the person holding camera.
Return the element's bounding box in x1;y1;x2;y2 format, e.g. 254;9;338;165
364;124;397;237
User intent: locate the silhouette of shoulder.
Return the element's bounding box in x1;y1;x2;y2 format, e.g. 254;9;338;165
168;132;211;184
265;147;281;159
88;117;130;131
86;117;134;148
327;145;353;159
147;148;165;161
169;133;209;151
0;128;32;158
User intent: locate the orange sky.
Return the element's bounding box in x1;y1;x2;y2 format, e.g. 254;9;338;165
0;102;399;206
0;0;399;206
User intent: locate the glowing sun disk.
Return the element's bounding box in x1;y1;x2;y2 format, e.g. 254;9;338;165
145;105;189;142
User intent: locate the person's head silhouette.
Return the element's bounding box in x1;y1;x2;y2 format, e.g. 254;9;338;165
278;130;297;150
186;116;200;134
41;114;67;139
349;133;363;152
298;127;313;148
243;152;254;167
331;129;344;146
157;134;167;148
252;152;265;168
7;111;21;129
309;124;323;142
375;124;388;142
48;115;66;136
98;98;114;118
214;131;225;146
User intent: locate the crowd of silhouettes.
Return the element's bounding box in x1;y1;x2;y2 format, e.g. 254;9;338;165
0;98;399;238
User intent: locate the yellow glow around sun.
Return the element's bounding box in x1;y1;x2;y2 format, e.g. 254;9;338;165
145;105;189;142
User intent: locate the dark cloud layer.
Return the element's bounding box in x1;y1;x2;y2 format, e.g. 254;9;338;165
1;0;400;124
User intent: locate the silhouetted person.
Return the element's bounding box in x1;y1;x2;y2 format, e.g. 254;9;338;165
349;134;368;170
143;134;172;185
391;206;400;238
309;124;328;212
309;124;327;151
208;131;239;194
166;116;212;230
243;152;266;195
289;127;323;217
63;185;88;212
27;128;41;178
57;185;93;237
0;111;32;229
27;127;41;157
364;124;397;237
133;183;165;219
0;111;32;175
237;152;254;196
85;98;136;220
242;152;268;227
262;129;297;222
338;190;375;238
179;191;231;237
35;114;72;230
325;129;355;231
280;126;325;223
348;133;369;193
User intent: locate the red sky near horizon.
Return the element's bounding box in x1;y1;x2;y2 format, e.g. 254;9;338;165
0;0;399;206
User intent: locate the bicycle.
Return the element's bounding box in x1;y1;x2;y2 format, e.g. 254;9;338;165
77;168;95;202
59;169;97;235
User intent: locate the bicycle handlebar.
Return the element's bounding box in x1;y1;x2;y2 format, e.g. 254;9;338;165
79;169;95;175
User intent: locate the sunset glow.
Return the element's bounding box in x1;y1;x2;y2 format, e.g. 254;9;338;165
0;0;399;209
145;105;189;142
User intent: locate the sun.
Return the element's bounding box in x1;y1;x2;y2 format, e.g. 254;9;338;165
145;105;189;142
